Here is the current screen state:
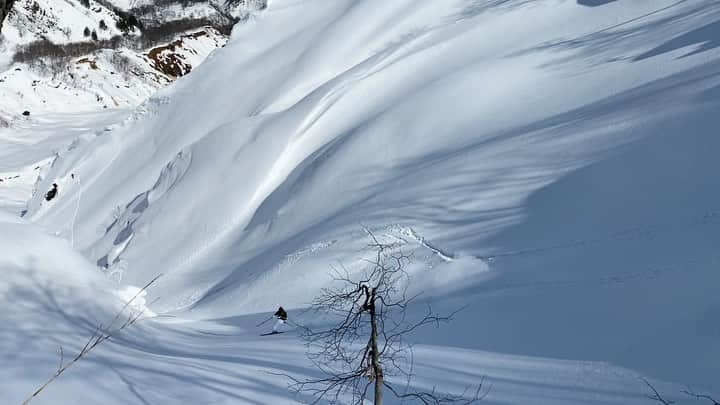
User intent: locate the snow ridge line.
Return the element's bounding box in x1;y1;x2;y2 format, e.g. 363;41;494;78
93;148;192;276
70;175;82;248
380;224;456;262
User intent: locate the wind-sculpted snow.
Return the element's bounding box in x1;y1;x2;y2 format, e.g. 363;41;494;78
91;148;193;279
2;0;720;403
0;212;147;403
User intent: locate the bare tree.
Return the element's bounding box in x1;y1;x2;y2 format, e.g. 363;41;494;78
642;377;720;405
287;229;486;404
681;387;720;405
642;378;675;405
22;274;162;405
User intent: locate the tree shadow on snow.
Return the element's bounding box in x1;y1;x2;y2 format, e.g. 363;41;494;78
0;264;309;404
508;1;720;69
443;58;720;392
634;19;720;61
454;0;536;21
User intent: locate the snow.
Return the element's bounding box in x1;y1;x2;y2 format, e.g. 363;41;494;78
0;0;230;118
1;0;719;403
3;0;124;45
0;28;227;117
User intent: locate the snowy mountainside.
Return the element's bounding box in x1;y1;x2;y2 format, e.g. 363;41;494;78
0;0;264;118
1;0;256;46
2;0;125;44
0;27;227;117
2;0;720;403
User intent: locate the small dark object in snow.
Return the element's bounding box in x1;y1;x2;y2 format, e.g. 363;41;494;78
274;306;288;321
260;331;285;336
45;183;58;201
22;110;30;116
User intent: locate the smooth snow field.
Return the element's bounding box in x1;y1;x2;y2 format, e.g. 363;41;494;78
1;0;719;404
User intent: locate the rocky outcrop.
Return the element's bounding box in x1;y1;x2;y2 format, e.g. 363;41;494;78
0;0;261;116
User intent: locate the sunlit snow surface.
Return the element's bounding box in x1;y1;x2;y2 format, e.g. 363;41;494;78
1;0;719;403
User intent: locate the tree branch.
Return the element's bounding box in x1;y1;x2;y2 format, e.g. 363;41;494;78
289;228;484;404
641;378;675;405
22;274;162;405
682;387;720;405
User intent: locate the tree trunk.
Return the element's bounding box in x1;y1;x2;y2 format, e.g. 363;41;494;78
369;289;383;405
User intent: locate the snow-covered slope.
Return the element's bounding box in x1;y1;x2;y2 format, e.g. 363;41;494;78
2;0;124;44
2;0;720;403
1;0;244;46
0;27;227;117
0;0;262;119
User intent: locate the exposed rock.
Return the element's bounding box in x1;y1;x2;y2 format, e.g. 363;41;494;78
147;30;210;78
0;0;16;32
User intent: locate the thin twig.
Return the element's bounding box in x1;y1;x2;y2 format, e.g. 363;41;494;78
682;387;720;405
22;274;162;405
641;378;675;405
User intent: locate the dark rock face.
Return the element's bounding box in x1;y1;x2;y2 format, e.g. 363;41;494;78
1;0;17;32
